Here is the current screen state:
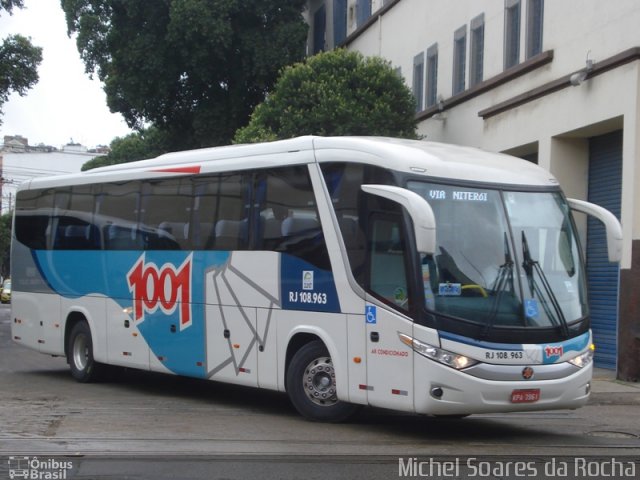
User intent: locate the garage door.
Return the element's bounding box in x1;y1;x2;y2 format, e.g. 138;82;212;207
587;130;622;369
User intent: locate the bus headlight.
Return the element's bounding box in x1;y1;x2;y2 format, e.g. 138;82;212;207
398;333;478;370
568;345;594;368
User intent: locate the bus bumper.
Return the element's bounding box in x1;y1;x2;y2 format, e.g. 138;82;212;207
413;359;592;415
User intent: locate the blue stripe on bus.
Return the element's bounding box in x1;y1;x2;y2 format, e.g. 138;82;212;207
30;250;339;376
33;250;228;378
540;331;591;364
439;330;591;362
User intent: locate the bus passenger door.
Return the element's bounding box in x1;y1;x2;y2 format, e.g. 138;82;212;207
204;252;262;388
205;302;258;387
364;215;415;412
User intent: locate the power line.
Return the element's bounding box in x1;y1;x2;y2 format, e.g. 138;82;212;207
1;166;74;175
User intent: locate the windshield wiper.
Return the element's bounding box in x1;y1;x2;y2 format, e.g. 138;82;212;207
482;233;514;338
521;231;569;338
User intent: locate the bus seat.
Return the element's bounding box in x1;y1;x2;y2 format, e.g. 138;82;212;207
62;225;91;249
257;215;283;249
281;216;319;236
260;216;282;239
158;221;177;239
158;221;189;241
214;219;248;250
191;222;213;249
65;225;89;237
107;224;144;250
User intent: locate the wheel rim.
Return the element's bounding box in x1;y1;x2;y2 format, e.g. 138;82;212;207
303;356;337;406
72;333;89;371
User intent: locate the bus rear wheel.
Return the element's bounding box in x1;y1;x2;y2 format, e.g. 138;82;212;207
67;321;103;383
286;340;360;422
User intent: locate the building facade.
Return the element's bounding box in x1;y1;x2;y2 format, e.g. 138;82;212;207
305;0;640;380
1;137;106;214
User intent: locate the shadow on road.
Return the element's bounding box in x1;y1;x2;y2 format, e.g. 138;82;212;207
16;364;569;445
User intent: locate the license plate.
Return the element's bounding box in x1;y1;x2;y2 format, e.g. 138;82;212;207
510;389;540;403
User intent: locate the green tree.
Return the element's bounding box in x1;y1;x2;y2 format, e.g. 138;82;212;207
0;0;24;12
234;49;418;143
82;127;169;171
0;0;43;125
61;0;308;151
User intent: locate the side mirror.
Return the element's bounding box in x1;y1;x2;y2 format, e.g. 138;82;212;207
567;198;623;263
361;184;436;254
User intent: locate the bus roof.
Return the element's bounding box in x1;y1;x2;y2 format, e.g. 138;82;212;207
20;136;558;191
311;137;557;187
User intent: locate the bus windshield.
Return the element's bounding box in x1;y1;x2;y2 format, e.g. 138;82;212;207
407;181;588;334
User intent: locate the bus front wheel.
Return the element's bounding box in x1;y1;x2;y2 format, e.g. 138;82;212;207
286;340;360;422
67;321;103;383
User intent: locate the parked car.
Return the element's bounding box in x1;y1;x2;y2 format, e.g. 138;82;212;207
1;279;11;303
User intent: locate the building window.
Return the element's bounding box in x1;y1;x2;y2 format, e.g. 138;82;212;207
504;0;521;69
426;43;438;108
333;0;347;46
312;4;326;54
526;0;544;58
356;0;372;27
452;25;467;95
470;14;484;87
413;52;425;112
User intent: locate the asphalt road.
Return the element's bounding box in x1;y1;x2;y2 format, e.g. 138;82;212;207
1;304;638;479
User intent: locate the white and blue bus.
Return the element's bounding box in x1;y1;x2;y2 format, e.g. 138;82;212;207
10;136;622;421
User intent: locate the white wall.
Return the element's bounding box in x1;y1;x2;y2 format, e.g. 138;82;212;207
349;0;640;102
338;0;640;268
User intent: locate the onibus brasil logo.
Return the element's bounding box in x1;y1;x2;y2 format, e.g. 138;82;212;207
127;253;193;330
8;456;73;479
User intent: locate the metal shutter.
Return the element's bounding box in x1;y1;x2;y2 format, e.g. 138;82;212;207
333;0;347;46
587;130;622;369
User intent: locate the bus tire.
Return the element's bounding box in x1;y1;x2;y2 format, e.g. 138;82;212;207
286;340;360;422
67;321;103;383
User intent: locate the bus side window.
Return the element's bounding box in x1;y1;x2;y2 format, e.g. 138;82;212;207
320;162;396;287
97;181;143;251
368;215;411;311
14;189;55;250
53;219;97;250
196;173;249;251
140;178;192;250
257;166;330;270
106;225;144;250
258;206;287;250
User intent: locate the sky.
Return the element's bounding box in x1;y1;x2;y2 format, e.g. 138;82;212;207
0;0;131;149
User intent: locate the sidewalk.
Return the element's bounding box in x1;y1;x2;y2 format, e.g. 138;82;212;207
589;367;640;405
591;367;640;392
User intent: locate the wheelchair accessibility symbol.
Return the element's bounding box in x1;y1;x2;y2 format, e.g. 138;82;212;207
365;305;377;324
525;299;539;319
